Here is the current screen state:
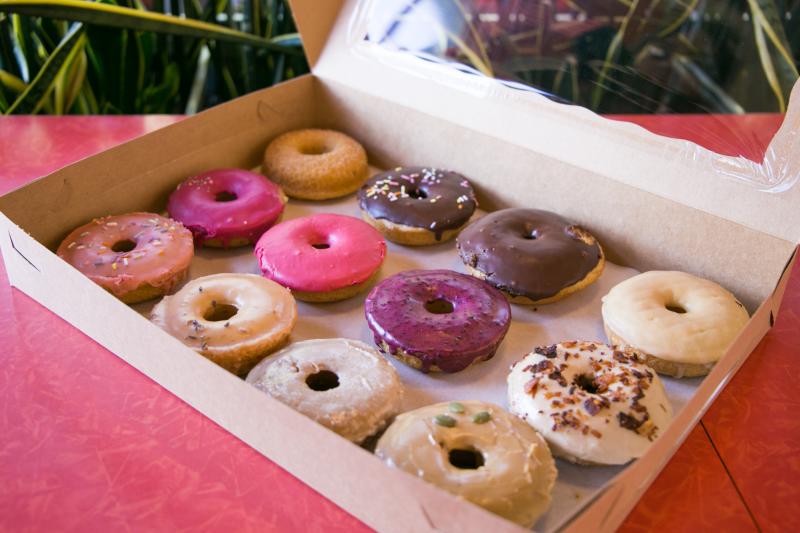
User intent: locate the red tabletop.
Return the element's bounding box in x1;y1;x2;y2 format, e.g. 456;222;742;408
0;115;797;532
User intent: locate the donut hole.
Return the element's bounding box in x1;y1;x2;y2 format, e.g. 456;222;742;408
215;191;238;202
448;448;485;470
665;303;687;314
425;298;454;314
111;239;137;253
523;230;540;240
574;373;599;394
409;188;428;200
311;242;330;250
299;142;332;156
203;303;238;322
305;370;340;391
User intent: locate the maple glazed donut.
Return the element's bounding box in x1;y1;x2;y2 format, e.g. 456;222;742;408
358;166;478;245
167;168;286;247
262;129;369;200
457;208;605;304
246;339;404;443
364;270;511;373
255;213;386;302
602;271;750;378
507;341;673;465
151;273;297;376
57;212;193;304
375;401;557;527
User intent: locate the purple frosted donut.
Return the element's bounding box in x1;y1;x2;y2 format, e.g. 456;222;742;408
168;168;286;248
364;269;511;373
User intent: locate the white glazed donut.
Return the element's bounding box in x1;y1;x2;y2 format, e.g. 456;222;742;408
246;339;403;443
602;271;750;377
375;401;556;528
151;273;296;376
507;341;673;465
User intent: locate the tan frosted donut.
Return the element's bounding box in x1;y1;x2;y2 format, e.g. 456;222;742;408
507;341;673;466
262;129;368;200
375;401;556;527
601;271;750;378
246;339;403;443
151;273;296;376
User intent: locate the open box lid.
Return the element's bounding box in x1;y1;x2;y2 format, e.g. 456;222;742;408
289;0;800;245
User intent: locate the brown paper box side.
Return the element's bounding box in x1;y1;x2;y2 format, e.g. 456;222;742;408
0;75;796;533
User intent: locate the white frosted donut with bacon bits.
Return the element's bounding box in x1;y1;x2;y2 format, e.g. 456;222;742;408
507;341;673;466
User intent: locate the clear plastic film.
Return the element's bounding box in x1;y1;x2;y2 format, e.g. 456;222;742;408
353;0;800;192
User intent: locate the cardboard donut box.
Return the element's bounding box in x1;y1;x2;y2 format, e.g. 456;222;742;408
2;1;799;531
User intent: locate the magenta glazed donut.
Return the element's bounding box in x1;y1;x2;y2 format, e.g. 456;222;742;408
167;168;286;248
365;270;511;373
255;213;386;302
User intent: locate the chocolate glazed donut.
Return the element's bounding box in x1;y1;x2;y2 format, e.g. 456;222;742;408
457;208;605;304
358;167;477;245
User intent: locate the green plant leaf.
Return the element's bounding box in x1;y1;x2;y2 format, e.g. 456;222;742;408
5;21;83;113
0;67;26;92
0;0;302;54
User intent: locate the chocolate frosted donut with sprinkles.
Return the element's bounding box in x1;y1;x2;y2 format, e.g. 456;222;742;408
358;166;477;245
458;208;605;305
56;212;194;304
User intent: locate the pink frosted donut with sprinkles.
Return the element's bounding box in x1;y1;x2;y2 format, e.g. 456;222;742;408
357;166;477;246
57;212;194;304
168;168;287;248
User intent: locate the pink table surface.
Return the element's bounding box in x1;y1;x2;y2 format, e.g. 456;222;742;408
0;115;798;532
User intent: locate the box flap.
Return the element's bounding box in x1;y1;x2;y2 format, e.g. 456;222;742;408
290;0;800;245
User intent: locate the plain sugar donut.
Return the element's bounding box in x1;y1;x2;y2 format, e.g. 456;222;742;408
601;271;749;377
246;338;403;443
507;341;673;465
375;400;557;527
262;129;368;200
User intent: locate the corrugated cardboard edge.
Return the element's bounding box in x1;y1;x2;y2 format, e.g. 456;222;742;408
0;211;527;533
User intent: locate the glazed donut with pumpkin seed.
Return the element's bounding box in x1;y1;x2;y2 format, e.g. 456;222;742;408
262;129;368;200
507;341;673;466
601;270;750;378
151;273;296;376
375;400;557;528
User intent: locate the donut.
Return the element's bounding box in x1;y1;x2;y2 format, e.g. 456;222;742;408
255;213;386;302
364;270;511;373
262;129;368;200
357;166;478;245
151;273;297;376
246;339;403;443
167;168;286;248
375;400;557;527
507;341;673;465
457;208;605;304
601;271;750;378
56;213;193;304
